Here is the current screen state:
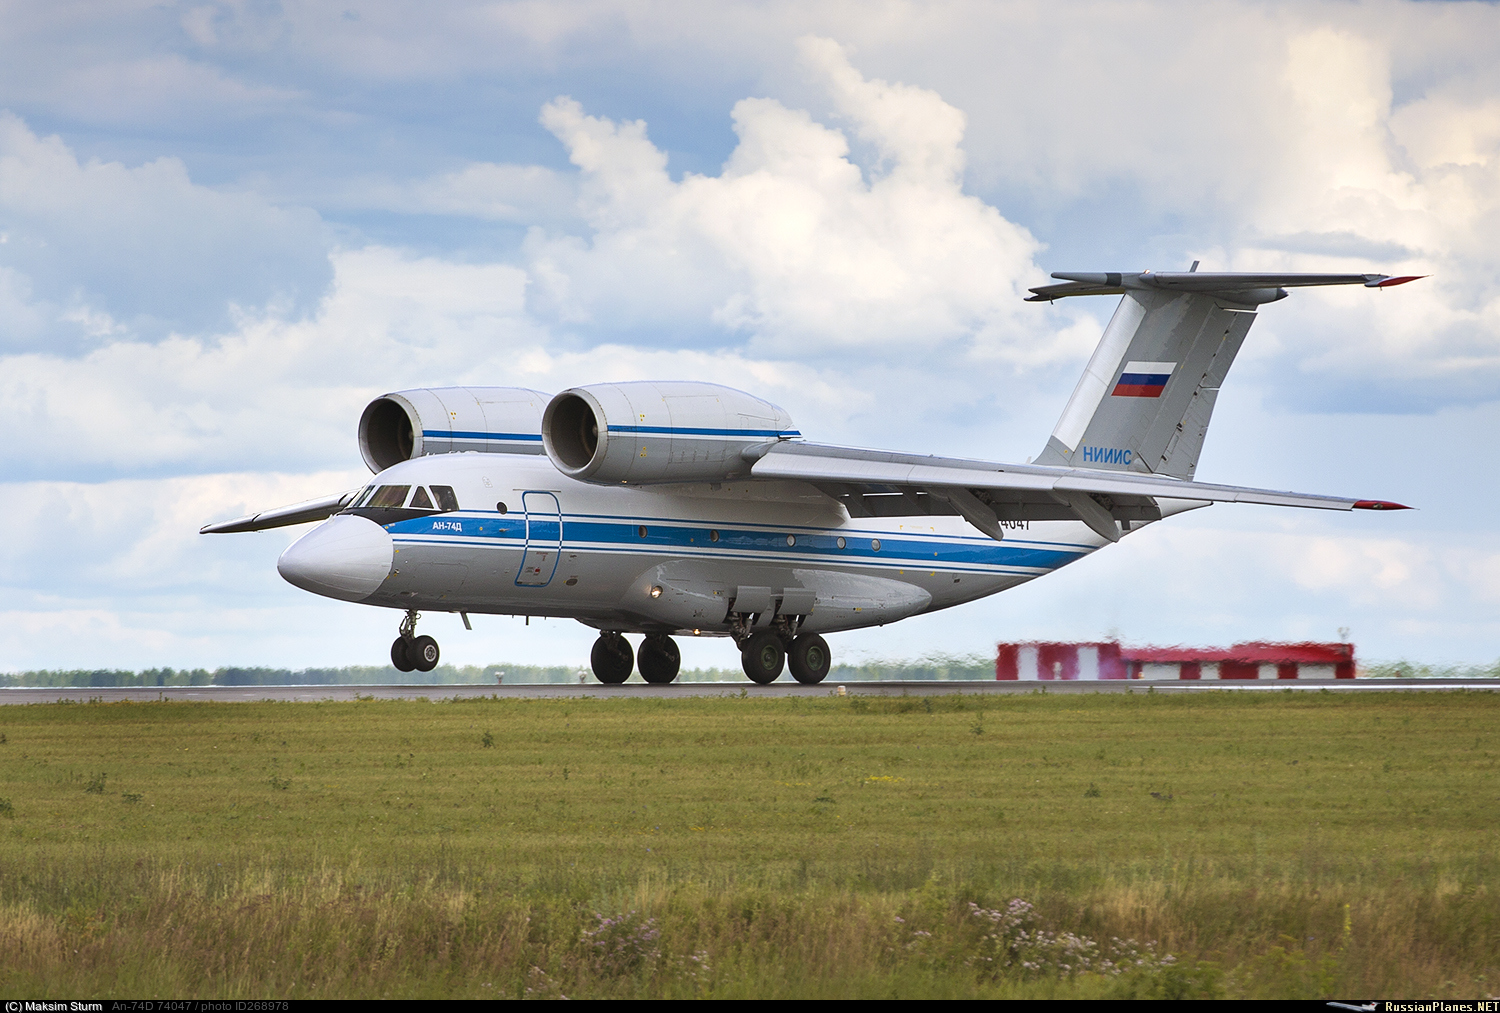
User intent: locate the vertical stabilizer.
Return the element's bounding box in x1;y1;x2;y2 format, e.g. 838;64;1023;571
1035;290;1256;478
1027;268;1420;478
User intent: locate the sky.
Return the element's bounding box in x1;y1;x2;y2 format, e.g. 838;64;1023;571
2;0;1498;673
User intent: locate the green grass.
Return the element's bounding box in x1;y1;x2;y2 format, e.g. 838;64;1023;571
0;689;1496;998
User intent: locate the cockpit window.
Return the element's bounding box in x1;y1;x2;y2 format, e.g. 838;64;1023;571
431;485;460;512
409;486;434;510
350;485;377;508
368;485;410;508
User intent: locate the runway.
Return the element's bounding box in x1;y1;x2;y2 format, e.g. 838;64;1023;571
1;678;1495;705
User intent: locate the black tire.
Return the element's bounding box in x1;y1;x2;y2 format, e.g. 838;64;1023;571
741;631;785;684
412;635;440;672
591;633;634;684
788;633;831;685
391;637;415;673
638;634;681;685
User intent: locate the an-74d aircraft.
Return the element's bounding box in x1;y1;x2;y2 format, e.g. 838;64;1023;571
203;268;1417;685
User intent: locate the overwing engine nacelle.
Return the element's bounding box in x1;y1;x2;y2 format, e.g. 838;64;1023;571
357;386;552;473
542;381;799;484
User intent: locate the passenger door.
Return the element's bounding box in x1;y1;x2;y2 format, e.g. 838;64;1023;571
515;492;562;587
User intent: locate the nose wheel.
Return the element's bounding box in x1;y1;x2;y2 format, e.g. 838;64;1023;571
391;610;440;674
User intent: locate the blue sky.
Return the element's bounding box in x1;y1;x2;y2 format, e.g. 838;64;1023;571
3;0;1498;672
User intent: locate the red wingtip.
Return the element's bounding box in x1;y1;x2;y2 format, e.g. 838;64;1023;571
1353;500;1412;511
1377;275;1426;287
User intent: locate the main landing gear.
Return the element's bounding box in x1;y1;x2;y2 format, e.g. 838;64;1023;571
587;627;829;686
638;633;681;685
729;604;828;686
588;631;684;685
590;632;634;684
739;630;830;685
391;610;440;674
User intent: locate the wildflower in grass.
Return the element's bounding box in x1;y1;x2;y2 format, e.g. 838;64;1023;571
672;948;712;987
965;898;1178;982
582;910;662;977
525;964;566;1000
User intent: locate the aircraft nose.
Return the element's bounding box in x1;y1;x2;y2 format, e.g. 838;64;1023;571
277;515;394;602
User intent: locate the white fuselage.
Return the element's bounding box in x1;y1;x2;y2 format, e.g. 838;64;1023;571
279;451;1115;637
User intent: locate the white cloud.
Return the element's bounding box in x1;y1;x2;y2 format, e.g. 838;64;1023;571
1;470;366;598
1213;28;1500;399
522;38;1070;360
0;246;539;479
0;112;331;349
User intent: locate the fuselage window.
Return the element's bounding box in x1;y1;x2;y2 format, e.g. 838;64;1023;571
369;485;410;508
409;486;434;510
432;486;460;512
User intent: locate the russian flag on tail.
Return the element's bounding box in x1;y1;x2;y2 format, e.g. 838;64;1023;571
1112;361;1175;398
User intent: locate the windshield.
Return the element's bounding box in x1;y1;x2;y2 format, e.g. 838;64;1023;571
368;485;410;508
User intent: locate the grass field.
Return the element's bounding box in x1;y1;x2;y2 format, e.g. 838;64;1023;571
0;689;1495;998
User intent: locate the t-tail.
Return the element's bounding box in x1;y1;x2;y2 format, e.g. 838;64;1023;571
1031;267;1422;478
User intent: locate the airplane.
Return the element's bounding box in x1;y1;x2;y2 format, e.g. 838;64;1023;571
201;267;1418;685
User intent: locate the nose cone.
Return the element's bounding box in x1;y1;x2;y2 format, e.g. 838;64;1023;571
277;515;394;602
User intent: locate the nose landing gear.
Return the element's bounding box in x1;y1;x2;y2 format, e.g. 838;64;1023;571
391;610;440;674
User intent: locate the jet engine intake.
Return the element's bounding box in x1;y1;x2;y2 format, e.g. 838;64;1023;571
542;381;799;484
358;387;551;473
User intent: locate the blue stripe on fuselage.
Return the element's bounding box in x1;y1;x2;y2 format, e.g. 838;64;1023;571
383;512;1087;572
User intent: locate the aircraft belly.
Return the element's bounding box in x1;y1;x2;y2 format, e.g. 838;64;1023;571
607;556;1029;634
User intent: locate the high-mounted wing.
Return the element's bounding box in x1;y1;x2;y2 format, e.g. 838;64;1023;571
199;489;360;534
748;442;1404;543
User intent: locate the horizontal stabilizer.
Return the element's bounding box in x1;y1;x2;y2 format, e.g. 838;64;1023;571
200;489;359;534
1027;271;1424;302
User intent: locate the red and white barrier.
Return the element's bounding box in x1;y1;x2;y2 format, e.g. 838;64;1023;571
996;641;1355;680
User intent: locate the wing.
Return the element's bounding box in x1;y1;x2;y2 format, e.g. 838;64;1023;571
747;442;1408;543
199;489;360;534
